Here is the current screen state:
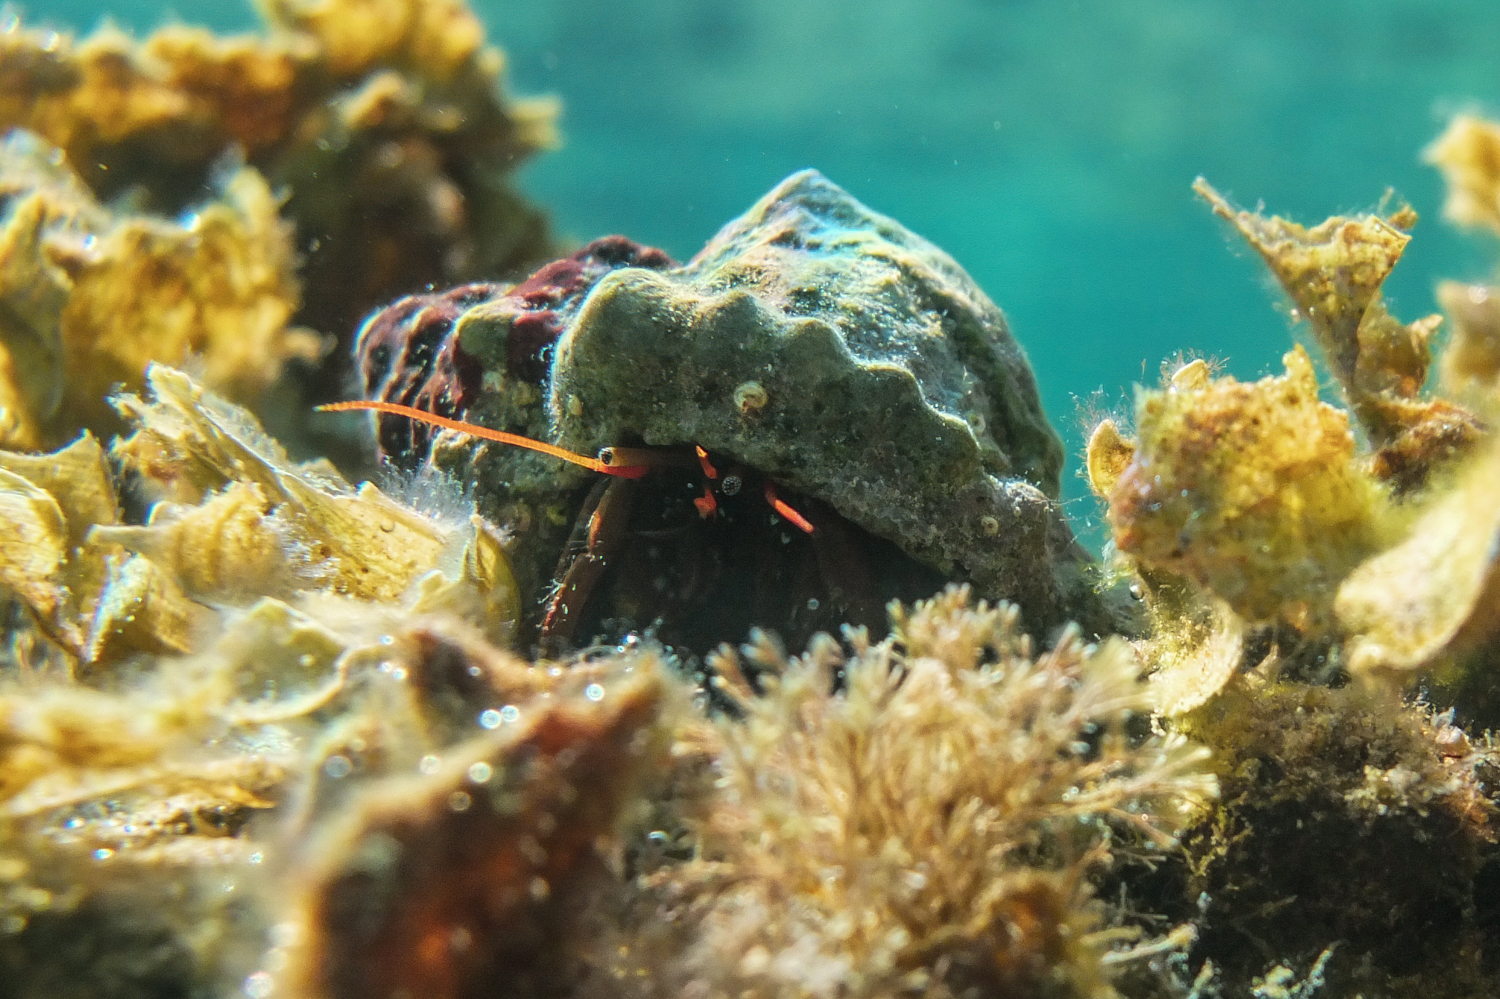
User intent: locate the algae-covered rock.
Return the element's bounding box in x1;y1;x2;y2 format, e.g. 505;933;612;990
378;170;1120;644
1093;348;1392;632
1338;433;1500;700
0;0;558;468
0;364;520;674
1424;114;1500;238
0;132;320;449
618;587;1214;999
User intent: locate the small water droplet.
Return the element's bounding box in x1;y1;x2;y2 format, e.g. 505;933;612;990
448;791;471;812
479;708;502;729
585;683;604;702
323;755;352;779
467;762;492;783
501;704;520;723
419;754;441;775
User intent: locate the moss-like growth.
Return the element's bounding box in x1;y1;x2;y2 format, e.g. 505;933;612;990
614;588;1215;999
1168;674;1499;996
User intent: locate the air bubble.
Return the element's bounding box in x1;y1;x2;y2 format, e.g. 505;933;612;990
323;755;352;779
500;704;520;723
243;970;274;999
93;848;113;860
419;754;441;775
806;598;820;611
269;923;302;947
585;683;605;702
448;791;472;812
479;709;502;729
467;762;493;783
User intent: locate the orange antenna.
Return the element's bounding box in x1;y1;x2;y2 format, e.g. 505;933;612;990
318;400;650;478
762;480;815;534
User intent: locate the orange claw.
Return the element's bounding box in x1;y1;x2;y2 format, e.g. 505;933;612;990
693;485;718;518
762;480;815;534
694;445;718;479
318;400;650;478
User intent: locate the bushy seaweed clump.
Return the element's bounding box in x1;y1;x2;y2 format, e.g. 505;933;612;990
604;587;1215;999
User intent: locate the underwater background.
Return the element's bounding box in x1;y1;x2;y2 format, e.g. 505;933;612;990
11;2;1500;996
16;0;1500;546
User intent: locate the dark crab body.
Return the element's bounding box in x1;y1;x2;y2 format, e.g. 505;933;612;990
535;448;946;656
354;170;1127;653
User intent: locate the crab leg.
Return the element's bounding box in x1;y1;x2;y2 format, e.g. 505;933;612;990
539;475;638;651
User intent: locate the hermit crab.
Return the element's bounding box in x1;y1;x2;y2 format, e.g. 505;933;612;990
335;170;1124;654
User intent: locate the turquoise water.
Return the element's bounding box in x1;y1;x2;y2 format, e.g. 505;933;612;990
20;0;1500;544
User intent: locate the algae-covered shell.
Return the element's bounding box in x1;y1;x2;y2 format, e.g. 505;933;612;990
544;170;1104;631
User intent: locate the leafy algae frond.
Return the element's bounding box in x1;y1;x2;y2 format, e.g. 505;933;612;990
1193;177;1482;493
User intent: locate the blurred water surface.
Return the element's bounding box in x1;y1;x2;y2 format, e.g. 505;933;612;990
19;0;1500;545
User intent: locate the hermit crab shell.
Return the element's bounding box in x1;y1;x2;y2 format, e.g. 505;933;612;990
542;170;1113;634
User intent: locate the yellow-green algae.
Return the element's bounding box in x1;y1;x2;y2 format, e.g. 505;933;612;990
1081;122;1500;998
